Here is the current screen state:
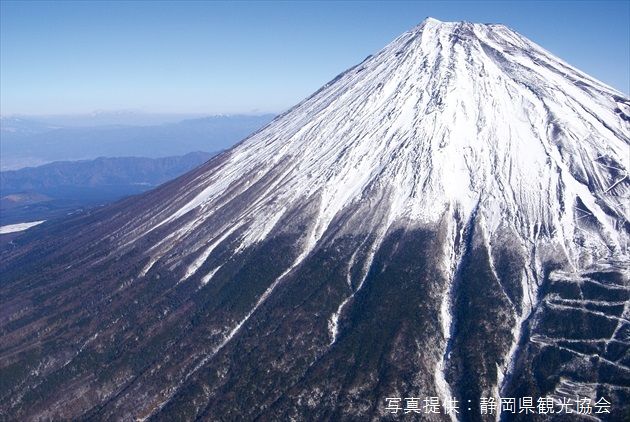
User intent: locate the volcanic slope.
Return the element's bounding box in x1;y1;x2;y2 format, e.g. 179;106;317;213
1;18;629;421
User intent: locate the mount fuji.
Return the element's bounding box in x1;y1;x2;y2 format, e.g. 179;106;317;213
1;18;628;421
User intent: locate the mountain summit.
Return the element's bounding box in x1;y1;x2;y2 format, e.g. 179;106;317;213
1;20;628;421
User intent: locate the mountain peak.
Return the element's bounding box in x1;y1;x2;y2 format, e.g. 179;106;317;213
417;16;484;28
420;16;442;24
412;17;512;40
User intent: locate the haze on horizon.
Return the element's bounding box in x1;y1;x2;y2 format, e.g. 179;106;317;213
1;0;628;117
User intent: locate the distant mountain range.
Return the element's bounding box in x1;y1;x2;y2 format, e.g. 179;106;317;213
0;114;274;170
0;151;215;225
1;111;211;128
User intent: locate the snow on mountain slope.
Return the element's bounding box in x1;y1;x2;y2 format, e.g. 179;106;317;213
115;17;628;284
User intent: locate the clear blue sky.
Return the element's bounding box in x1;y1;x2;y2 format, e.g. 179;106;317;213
1;1;628;116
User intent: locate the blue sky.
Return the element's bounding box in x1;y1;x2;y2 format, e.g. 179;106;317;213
1;1;628;116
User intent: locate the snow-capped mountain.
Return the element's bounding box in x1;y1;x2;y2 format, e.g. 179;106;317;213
1;18;628;421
